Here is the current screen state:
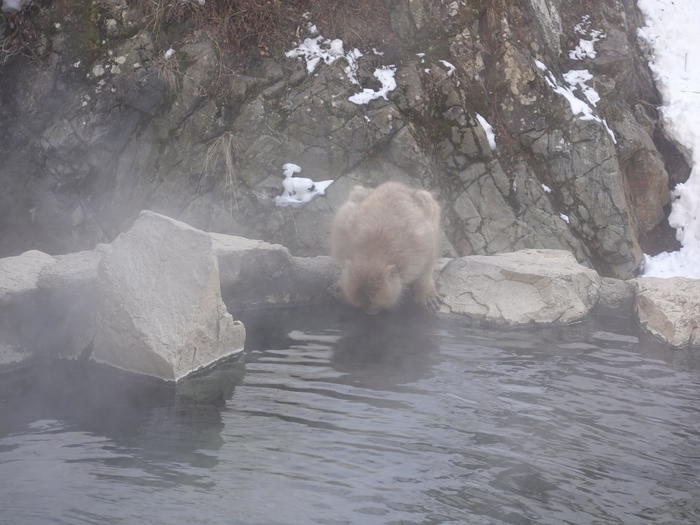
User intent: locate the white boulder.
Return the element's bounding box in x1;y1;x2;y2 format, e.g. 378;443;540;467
634;277;700;348
438;249;601;325
91;211;245;381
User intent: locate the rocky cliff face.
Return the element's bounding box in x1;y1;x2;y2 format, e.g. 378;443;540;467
0;0;689;279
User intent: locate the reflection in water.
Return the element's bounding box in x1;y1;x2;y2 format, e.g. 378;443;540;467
1;308;699;524
330;309;439;388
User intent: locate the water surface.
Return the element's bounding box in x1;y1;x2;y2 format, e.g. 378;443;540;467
1;308;699;524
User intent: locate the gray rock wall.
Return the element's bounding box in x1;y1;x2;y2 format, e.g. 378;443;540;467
0;0;689;279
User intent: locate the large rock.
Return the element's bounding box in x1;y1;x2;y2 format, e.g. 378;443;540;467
596;277;636;317
211;232;338;310
438;249;601;325
0;250;56;367
0;250;55;304
0;339;31;374
35;249;104;360
91;211;245;381
634;277;700;348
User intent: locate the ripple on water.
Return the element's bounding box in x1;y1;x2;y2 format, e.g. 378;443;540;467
0;308;699;524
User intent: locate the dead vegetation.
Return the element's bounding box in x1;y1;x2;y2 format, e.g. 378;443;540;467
0;5;43;65
155;50;181;92
135;0;392;61
204;131;239;212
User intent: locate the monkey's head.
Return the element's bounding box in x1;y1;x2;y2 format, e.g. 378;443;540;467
339;259;402;314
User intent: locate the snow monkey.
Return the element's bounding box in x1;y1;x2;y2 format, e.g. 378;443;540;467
331;181;442;314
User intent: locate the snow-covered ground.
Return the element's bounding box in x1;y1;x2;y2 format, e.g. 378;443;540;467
638;0;700;278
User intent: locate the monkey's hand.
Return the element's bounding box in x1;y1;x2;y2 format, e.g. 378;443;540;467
415;289;443;314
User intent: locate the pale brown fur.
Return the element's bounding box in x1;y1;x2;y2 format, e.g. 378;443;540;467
331;181;441;314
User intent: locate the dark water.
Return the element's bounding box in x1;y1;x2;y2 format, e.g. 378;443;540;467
1;308;699;525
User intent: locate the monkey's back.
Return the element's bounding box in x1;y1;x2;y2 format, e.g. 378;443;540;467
342;182;440;283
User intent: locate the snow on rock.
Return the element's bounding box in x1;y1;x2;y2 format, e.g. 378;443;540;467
535;59;616;143
475;113;497;150
164;48;176;60
569;16;605;60
438;60;456;76
1;0;31;13
285;24;363;84
275;164;334;207
638;0;700;279
563;69;600;106
644;251;700;280
348;66;397;105
282;163;302;177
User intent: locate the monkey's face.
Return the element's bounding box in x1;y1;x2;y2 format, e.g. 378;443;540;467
340;261;402;314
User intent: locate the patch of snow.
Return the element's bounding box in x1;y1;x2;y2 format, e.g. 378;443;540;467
541;184;552;193
638;0;700;278
438;60;456;76
275;164;334;207
349;66;397;105
1;0;31;13
569;32;604;60
475;113;497;150
285;27;363;85
535;60;616;144
573;15;592;34
560;213;570;224
164;48;176;60
563;69;600;106
73;60;81;68
92;64;105;77
569;16;605;60
372;48;385;56
643;252;700;279
343;48;363;85
282;163;302;177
